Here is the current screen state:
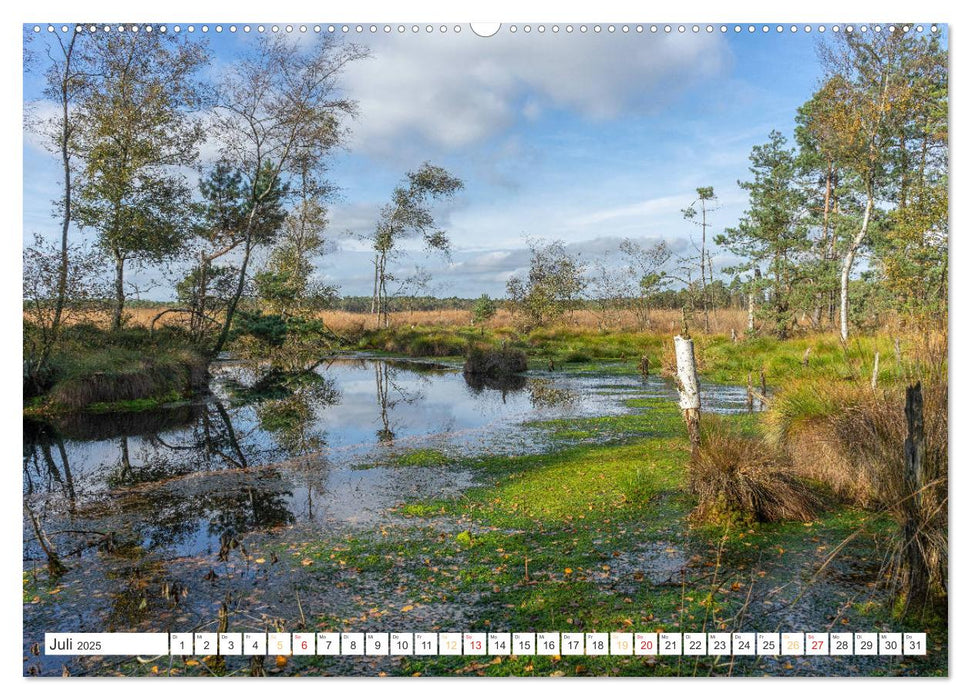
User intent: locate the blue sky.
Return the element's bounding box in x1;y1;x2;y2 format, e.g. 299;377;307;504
23;24;873;299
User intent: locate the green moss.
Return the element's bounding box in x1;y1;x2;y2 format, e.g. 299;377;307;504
86;390;185;414
393;448;451;468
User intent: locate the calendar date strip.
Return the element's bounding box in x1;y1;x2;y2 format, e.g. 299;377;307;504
43;631;927;657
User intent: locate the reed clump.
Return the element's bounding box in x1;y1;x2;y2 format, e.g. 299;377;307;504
688;419;820;525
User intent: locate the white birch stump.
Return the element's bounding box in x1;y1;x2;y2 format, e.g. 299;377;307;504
674;335;702;452
871;351;880;390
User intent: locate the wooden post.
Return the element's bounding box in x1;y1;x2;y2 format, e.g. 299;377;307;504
802;347;811;367
674;335;702;453
871;352;880;390
746;371;754;412
759;368;767;410
902;382;927;613
639;355;650;378
731;327;737;344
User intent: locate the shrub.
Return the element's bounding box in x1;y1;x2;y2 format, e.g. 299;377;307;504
463;344;527;378
689;419;819;524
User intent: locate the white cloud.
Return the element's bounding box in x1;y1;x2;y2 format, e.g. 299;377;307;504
575;195;689;227
340;31;729;159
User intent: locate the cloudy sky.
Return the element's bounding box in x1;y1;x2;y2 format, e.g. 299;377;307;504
23;24;835;299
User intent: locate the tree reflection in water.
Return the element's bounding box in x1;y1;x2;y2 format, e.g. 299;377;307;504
23;362;344;565
373;360;426;443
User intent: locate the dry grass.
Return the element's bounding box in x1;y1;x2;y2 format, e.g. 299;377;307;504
688;419;820;524
767;378;947;509
765;383;875;505
92;306;753;335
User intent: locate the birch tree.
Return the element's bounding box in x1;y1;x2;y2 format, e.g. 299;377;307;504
209;34;366;355
366;163;464;327
25;29;92;368
682;187;717;332
813;30;927;341
507;238;586;329
73;30;207;330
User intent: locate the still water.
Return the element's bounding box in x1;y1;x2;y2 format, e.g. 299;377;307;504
24;356;757;560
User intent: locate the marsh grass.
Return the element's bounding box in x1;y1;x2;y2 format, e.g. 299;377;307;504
393;448;450;468
29;324;207;412
765;335;948;616
688;418;820;525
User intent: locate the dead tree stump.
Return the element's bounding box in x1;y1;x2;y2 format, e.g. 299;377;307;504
674;335;701;454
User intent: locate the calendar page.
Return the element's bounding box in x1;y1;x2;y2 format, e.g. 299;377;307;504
20;10;949;681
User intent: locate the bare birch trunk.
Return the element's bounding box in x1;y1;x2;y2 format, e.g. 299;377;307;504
871;351;880;389
111;253;125;331
674;335;701;453
840;196;874;342
371;255;379;315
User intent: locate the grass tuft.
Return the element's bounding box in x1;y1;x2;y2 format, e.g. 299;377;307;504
689;418;820;524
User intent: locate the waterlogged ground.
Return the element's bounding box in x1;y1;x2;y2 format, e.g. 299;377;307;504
22;356;945;677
